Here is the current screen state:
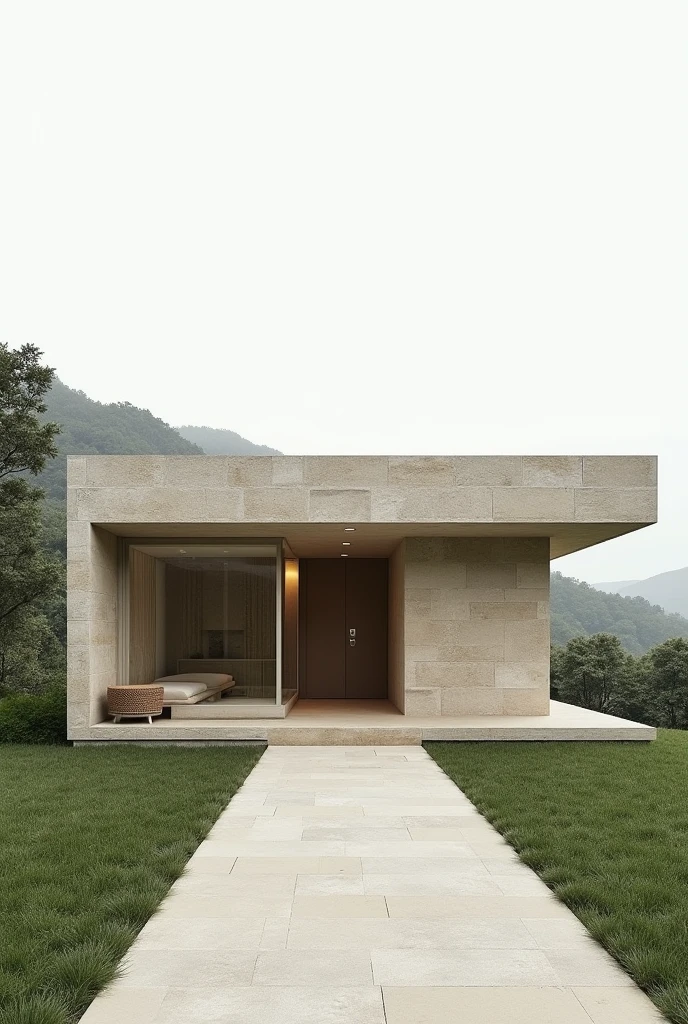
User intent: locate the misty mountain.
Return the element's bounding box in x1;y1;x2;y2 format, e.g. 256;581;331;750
593;567;688;619
38;380;279;501
38;379;204;499
177;425;281;456
594;580;640;593
551;571;688;654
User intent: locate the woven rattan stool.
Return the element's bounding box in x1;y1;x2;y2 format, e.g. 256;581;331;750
107;685;164;724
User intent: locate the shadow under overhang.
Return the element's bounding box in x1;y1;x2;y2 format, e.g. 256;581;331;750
91;520;654;560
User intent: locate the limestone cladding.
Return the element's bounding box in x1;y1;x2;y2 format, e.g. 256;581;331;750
66;523;118;729
67;455;657;525
66;455;657;733
403;538;550;717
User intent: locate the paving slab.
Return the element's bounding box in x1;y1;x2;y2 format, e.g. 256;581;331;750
382;986;593;1023
81;745;664;1023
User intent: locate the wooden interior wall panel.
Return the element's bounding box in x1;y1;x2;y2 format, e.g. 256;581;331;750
128;548;157;684
245;558;276;660
165;564;203;672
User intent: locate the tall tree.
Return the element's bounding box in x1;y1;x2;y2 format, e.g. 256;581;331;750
645;638;688;728
555;633;628;713
0;344;61;648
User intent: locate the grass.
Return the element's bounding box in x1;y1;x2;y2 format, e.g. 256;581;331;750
0;743;263;1024
426;731;688;1024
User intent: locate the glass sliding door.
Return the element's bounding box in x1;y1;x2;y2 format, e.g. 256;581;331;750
127;542;280;703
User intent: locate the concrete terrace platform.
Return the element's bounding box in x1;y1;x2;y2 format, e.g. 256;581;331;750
74;700;656;745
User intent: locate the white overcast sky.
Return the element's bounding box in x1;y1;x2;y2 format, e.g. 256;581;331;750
1;2;685;584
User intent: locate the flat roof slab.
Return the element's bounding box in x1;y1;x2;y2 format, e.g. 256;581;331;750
68;454;657;558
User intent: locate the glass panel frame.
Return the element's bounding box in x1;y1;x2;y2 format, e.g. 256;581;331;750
119;538;283;705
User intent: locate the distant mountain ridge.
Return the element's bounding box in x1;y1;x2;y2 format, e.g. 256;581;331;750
594;580;640;592
552;571;688;654
593;567;688;619
177;425;281;456
39;379;278;500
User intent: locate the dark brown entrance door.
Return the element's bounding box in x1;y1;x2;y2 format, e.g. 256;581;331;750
300;558;388;699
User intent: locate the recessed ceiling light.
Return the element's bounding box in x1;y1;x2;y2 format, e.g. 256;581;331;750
344;527;355;532
341;553;348;557
342;541;351;546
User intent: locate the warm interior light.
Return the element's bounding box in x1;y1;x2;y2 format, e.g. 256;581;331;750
341;553;348;557
344;527;355;532
342;541;351;546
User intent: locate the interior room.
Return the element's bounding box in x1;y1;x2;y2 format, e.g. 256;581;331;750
126;541;299;716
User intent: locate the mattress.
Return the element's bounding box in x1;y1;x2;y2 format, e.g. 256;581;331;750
155;672;233;686
158;681;209;700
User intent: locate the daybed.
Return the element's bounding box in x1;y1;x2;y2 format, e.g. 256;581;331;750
153;673;235;706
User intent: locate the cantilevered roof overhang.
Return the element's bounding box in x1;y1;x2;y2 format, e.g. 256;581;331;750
68;454;657;561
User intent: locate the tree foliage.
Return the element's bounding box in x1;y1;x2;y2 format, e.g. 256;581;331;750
552;633;688;729
0;344;62;691
1;343;59;477
553;632;627;713
643;638;688;729
0;607;65;695
0;480;62;625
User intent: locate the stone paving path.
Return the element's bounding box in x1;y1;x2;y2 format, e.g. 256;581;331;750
82;745;663;1023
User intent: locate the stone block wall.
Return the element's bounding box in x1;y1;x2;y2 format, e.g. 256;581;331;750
66;454;657;530
403;538;550;716
66;523;118;729
66;454;657;734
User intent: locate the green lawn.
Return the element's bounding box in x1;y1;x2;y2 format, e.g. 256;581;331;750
0;744;263;1024
427;732;688;1024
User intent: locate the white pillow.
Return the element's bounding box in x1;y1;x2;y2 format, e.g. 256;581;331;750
155;673;233;685
160;681;209;700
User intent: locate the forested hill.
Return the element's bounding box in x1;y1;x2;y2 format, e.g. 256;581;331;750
551;571;688;654
595;567;688;620
38;381;280;500
177;425;281;456
39;379;204;499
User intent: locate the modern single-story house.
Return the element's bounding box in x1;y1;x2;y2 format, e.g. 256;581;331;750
67;455;658;743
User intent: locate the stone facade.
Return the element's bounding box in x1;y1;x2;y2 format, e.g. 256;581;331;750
67;454;657;527
402;538;550;716
67;522;118;732
66;454;658;738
